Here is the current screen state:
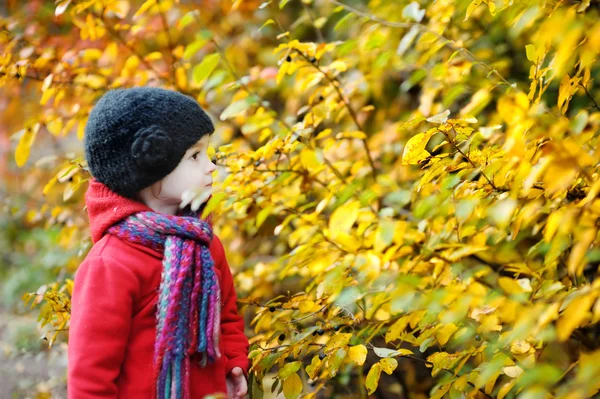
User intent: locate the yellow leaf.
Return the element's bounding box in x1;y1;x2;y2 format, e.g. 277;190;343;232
385;316;409;343
329;60;347;72
40;87;57;105
498;379;517;399
329;200;360;237
464;0;483;21
122;55;140;78
15;128;37;167
544;210;564;242
558;74;572;114
300;148;323;172
298;299;315;313
459;88;491;117
47;118;64;136
335;130;367;140
365;362;381;395
277;61;289;85
144;51;163;61
533;302;560;335
509;340;531;355
82;49;103;62
380;358;398;375
77;119;86;140
502;365;523;378
348;345;367;366
402;130;437;165
568;227;596;276
175;66;188;90
77;74;106;90
325;333;352;352
525;44;537;62
43;176;58;196
282;372;302;399
556;293;596;341
498;277;525;295
435;323;458;345
485;371;501;395
134;0;156;18
105;0;130;18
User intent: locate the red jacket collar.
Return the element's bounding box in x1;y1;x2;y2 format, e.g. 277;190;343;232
85;179;152;244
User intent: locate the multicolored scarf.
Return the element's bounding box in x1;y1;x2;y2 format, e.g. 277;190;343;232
107;211;221;399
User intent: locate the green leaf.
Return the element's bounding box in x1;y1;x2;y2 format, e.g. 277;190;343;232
178;10;198;29
334;13;354;32
259;19;275;31
327;348;347;377
220;95;259;121
256;205;273;228
279;361;302;380
192;53;220;85
184;38;210;60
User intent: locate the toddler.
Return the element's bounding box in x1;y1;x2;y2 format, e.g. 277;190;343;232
68;87;249;399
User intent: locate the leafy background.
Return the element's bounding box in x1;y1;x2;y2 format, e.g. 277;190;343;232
1;0;600;398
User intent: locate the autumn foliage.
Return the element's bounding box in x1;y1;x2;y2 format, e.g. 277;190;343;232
2;0;600;398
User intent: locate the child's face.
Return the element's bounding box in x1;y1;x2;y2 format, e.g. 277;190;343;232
139;135;216;213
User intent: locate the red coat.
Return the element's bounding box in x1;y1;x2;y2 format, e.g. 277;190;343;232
68;180;249;398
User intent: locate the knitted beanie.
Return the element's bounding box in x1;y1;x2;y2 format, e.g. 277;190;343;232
84;87;214;198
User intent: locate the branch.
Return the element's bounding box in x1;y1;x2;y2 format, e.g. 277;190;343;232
0;71;104;92
447;125;499;191
295;50;378;181
580;82;600;112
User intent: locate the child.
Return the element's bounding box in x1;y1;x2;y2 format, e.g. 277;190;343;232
68;87;249;399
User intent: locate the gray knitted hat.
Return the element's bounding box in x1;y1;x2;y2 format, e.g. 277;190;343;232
84;87;214;198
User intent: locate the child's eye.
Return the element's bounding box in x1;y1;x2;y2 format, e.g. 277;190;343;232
191;151;201;160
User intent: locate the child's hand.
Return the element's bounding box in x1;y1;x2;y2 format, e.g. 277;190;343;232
226;367;248;399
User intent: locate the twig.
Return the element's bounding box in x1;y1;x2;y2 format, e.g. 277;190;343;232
301;2;325;43
447;125;499;191
284;305;328;324
0;71;105;92
580;82;600;112
295;50;378;181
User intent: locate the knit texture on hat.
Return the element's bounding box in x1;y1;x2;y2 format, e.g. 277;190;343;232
107;210;221;399
84;87;214;198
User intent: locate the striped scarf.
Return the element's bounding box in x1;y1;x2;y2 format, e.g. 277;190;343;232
107;211;221;399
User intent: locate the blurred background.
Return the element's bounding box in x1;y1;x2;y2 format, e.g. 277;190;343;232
2;0;600;398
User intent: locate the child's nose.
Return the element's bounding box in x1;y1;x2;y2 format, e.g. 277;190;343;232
207;161;216;175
